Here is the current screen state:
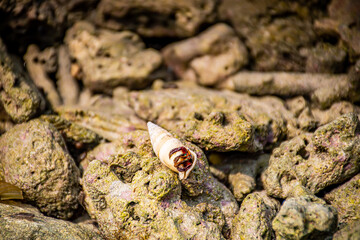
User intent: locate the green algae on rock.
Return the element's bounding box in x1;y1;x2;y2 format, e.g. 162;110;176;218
0;38;45;123
324;173;360;224
65;21;162;92
40;114;101;155
82;130;238;239
333;219;360;240
56;94;146;141
0;201;103;240
162;23;248;86
129;86;296;152
231;191;280;240
272;196;338;240
262;113;360;199
0;119;80;219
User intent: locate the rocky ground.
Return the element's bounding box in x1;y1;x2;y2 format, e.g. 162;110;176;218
0;0;359;239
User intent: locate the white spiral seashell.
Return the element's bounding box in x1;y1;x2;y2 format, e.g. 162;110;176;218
147;122;197;180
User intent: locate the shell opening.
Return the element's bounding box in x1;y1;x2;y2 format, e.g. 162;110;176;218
169;146;194;172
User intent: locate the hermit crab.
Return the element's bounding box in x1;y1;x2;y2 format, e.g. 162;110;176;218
147;122;197;180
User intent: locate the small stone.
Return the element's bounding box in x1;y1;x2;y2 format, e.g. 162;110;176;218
232;191;280;240
273;196;337;240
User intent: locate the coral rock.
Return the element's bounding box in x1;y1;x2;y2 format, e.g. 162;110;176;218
0;119;80;219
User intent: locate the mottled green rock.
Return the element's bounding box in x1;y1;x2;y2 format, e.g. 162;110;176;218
129;86;294;151
0;201;103;240
231;191;280;240
40;114;101;154
333;219;360;240
56;95;146;141
262;113;360;198
0;38;45;122
65;21;162;92
82;130;238;239
324;173;360;224
273;196;338;240
0;119;80;219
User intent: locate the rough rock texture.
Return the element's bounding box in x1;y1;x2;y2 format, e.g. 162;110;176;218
56;93;146;141
273;196;338;240
218;0;323;71
333;219;360;240
315;0;360;56
246;17;314;71
0;0;98;52
40;114;101;157
82;130;238;239
129;86;297;152
220;72;359;109
0;102;14;135
305;43;347;73
285;96;318;136
312;101;360;125
285;97;360;132
0;38;45;122
0;119;80;219
210;153;270;202
231;191;280;240
65;21;162;92
94;0;218;37
162;24;248;86
0;201;103;240
262;113;360;199
286;98;360;130
324;173;360;224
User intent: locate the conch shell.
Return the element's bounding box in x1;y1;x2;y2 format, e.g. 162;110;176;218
147;122;197;180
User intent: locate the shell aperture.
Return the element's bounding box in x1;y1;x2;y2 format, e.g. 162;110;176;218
147;122;197;180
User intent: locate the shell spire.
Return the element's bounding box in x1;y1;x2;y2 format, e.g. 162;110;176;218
147;122;197;180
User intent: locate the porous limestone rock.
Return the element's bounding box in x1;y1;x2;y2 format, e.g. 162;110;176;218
262;113;360;198
82;130;238;239
0;119;80;219
65;21;162;92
